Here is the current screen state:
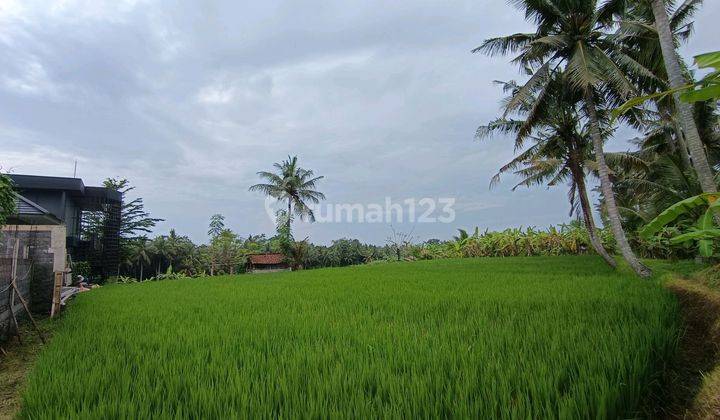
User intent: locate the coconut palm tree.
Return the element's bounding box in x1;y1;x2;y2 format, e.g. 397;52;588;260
249;156;325;233
605;0;715;186
129;238;152;281
475;0;655;276
150;235;170;276
649;0;717;195
478;77;617;267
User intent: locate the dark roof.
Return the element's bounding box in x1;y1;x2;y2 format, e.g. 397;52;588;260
9;174;85;193
16;195;49;215
7;194;62;225
8;174;121;202
248;253;286;265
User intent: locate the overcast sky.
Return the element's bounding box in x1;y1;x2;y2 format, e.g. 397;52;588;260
1;0;718;244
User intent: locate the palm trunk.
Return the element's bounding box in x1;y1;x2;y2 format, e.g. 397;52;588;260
140;264;143;281
570;158;617;268
585;90;651;277
652;0;717;194
287;199;292;233
672;119;693;170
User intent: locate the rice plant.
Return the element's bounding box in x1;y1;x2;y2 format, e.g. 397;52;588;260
20;256;679;418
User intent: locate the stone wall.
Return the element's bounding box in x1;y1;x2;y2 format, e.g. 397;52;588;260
0;225;66;338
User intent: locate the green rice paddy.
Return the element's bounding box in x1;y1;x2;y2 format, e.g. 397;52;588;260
20;257;680;418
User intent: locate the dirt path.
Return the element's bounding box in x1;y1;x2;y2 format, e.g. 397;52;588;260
653;277;720;419
0;322;52;420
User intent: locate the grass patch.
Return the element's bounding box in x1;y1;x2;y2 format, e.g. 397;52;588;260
0;319;55;420
20;256;682;418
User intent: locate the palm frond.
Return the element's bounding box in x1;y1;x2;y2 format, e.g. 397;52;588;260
566;42;602;91
503;62;552;116
472;33;535;56
476;119;523;141
671;0;703;31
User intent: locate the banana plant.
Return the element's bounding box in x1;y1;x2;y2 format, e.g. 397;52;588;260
640;193;720;258
449;227;480;257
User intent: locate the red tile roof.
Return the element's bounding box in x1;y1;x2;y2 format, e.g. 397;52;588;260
248;253;286;265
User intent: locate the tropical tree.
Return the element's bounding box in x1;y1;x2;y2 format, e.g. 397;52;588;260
208;229;243;275
101;178;164;239
151;235;170;275
129;238;152;280
649;0;716;196
478;77;617;267
249;156;325;234
607;0;716;193
275;210;308;270
386;226;414;261
82;178;164;274
0;173;15;227
208;214;225;238
612;150;697;222
475;0;656;276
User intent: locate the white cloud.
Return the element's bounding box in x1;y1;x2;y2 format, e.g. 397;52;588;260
2;55;60;97
197;85;234;104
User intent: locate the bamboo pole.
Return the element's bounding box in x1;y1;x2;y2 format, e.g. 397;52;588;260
7;238;22;344
9;237;45;344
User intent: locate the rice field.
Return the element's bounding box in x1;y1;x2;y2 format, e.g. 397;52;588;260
20;256;680;418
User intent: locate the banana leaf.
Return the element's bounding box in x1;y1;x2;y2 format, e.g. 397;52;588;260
669;228;720;244
694;51;720;70
696;208;716;257
639;193;720;239
680;78;720;103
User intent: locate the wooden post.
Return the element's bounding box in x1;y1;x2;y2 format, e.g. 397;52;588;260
51;272;63;318
10;280;45;344
5;238;22;344
7;237;45;343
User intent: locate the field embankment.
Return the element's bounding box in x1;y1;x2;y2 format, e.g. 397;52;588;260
19;256;683;418
660;273;720;419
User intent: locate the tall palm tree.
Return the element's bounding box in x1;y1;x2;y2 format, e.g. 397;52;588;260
130;238;152;281
475;0;655;277
249;156;325;233
649;0;717;195
478;77;617;267
151;235;169;275
606;0;715;188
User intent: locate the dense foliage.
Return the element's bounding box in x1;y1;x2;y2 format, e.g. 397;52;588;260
117;220;625;280
21;257;680;418
414;223;616;259
0;173;16;227
476;0;720;269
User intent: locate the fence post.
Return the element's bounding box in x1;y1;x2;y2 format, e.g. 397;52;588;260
51;271;63;318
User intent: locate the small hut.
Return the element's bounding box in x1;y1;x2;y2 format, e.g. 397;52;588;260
246;253;289;273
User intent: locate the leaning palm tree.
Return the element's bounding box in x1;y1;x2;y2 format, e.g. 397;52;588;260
249;156;325;233
649;0;717;195
478;77;617;268
475;0;655;277
605;0;715;193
